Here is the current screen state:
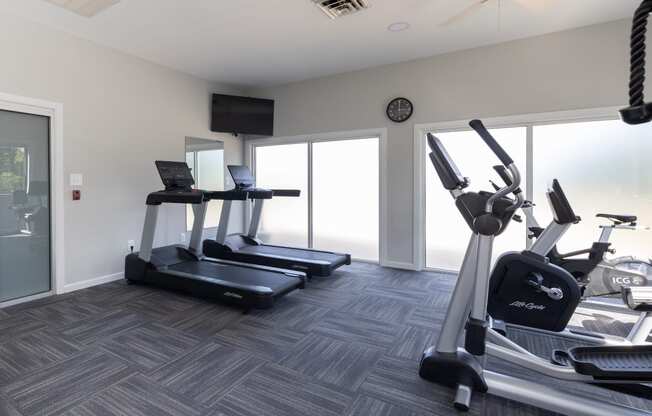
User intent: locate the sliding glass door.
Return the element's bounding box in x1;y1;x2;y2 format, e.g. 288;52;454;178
255;143;309;248
423;115;652;271
313;138;379;261
254;136;380;261
425;127;526;270
0;110;51;303
185;138;224;231
532;120;652;260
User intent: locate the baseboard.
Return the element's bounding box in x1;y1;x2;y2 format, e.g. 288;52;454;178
62;272;124;293
380;260;419;271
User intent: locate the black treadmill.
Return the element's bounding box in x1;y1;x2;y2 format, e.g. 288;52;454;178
125;161;306;310
202;165;351;277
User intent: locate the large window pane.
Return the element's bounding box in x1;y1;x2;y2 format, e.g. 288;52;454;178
313;138;379;261
255;143;309;247
426;127;527;270
533;120;652;260
197;149;224;229
185;147;224;231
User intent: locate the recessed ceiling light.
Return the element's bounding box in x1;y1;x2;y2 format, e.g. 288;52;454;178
388;22;410;32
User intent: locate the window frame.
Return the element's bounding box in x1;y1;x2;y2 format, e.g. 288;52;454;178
245;128;388;264
414;106;621;272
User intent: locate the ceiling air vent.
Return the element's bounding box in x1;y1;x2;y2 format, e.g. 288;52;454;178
43;0;121;17
312;0;369;19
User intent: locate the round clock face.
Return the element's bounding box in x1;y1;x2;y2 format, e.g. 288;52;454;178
386;97;413;123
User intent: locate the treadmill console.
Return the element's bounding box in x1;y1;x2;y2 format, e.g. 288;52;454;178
155;161;195;191
228;165;256;189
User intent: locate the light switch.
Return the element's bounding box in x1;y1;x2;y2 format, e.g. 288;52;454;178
70;173;83;187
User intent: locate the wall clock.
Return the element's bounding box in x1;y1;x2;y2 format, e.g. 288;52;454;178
386;97;414;123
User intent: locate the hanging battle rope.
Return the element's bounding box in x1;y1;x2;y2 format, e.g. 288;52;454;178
621;0;652;125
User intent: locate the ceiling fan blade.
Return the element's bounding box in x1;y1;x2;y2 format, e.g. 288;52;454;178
439;0;489;27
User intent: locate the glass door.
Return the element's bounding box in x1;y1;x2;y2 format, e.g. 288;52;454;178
185;138;224;232
313;138;379;260
425;127;527;270
254;137;381;261
255;143;309;248
532;119;652;259
0;110;51;303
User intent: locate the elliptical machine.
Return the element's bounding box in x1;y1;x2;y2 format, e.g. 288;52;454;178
419;120;652;416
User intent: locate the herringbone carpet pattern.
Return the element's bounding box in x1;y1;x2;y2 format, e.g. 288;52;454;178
0;262;650;415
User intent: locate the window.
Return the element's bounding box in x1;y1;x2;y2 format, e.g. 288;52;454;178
0;146;27;194
185;139;224;231
313;138;379;261
419;110;652;271
533;120;652;260
425;128;526;270
255;143;309;247
253;133;382;261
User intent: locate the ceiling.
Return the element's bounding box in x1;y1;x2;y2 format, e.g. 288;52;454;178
0;0;641;87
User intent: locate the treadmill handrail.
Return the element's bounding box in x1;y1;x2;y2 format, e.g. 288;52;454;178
146;189;206;205
244;188;274;199
206;190;249;201
272;189;301;197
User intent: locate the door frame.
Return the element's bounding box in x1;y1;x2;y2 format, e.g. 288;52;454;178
0;92;64;307
244;127;388;265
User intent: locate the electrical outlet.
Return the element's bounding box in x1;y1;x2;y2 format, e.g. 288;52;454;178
180;233;186;243
128;240;136;252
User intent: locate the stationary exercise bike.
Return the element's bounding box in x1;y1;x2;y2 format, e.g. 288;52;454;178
516;191;652;299
534;215;652;297
419;120;652;416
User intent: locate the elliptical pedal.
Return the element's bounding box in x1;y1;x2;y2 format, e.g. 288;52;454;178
553;345;652;380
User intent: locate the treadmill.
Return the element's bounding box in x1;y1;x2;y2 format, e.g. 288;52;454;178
125;161;306;310
202;165;351;277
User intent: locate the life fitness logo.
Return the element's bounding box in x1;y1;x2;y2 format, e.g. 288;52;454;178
509;301;546;311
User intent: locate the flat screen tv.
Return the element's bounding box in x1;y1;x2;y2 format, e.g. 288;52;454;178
211;94;274;136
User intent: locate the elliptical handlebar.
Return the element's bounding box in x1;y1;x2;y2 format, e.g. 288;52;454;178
469;120;513;166
492;165;522;195
468;120;523;213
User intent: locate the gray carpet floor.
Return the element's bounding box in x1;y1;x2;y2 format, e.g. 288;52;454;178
0;262;650;416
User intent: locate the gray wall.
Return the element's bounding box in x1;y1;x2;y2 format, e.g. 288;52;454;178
249;19;633;267
0;12;244;288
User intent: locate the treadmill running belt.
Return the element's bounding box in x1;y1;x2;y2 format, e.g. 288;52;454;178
168;261;300;293
238;245;349;264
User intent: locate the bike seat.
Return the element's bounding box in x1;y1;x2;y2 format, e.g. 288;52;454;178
596;213;637;224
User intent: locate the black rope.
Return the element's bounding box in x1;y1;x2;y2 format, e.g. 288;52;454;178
629;1;652;106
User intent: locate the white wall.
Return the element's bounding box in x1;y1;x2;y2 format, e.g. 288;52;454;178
249;19;633;267
0;12;245;289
